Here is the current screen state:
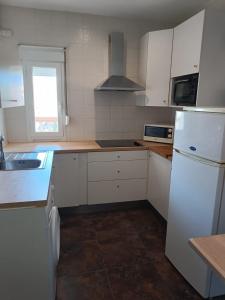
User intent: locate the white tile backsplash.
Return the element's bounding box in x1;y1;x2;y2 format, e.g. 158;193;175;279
1;4;174;142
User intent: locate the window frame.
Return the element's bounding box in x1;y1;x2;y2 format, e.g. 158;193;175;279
20;46;66;141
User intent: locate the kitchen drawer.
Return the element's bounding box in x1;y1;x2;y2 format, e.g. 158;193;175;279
88;160;147;181
88;150;147;162
88;179;147;204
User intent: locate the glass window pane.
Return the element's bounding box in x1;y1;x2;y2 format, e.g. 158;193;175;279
32;67;59;133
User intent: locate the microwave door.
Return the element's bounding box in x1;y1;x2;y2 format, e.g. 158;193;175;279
174;81;195;106
174;82;187;104
145;126;168;138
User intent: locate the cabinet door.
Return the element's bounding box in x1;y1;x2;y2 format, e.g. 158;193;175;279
146;29;173;106
139;33;149;87
0;65;25;108
147;152;171;220
171;10;205;77
53;153;87;207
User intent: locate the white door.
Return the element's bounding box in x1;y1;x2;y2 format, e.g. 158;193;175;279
165;150;225;297
146;29;173;106
171;10;205;77
174;111;225;163
53;153;87;207
147;152;171;220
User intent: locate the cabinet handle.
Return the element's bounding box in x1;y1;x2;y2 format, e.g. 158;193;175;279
73;157;76;160
117;185;120;188
194;64;198;68
117;170;120;174
163;100;167;104
117;155;120;159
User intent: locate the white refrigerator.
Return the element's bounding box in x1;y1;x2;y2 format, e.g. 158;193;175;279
165;109;225;298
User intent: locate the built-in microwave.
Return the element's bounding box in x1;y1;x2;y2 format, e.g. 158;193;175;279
144;124;174;144
171;73;199;106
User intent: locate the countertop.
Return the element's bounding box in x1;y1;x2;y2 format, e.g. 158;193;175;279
5;140;173;160
0;151;54;209
1;141;172;210
190;235;225;281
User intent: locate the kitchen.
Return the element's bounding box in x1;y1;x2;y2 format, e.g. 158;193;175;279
1;0;225;299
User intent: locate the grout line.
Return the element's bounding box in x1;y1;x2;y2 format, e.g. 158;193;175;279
104;268;116;300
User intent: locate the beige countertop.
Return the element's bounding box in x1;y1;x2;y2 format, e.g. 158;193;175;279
190;234;225;282
5;140;173;160
0;151;54;209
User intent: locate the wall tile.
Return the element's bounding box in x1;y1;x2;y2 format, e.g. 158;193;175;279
0;5;174;142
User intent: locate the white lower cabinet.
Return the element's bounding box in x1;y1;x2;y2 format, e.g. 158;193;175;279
52;153;87;207
53;150;172;208
0;191;56;300
147;151;172;220
88;151;148;204
88;179;147;205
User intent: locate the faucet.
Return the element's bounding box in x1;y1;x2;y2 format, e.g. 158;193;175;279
0;135;5;162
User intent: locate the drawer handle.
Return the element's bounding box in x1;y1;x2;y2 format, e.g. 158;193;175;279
117;185;120;188
73;157;77;160
117;155;120;159
117;170;120;174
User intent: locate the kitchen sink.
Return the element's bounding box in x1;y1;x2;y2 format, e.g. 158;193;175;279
0;152;47;171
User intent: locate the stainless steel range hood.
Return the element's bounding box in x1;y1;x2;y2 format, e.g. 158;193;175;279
95;32;144;92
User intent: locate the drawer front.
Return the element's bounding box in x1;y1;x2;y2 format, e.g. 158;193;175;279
88;160;147;181
88;150;147;162
88;179;147;205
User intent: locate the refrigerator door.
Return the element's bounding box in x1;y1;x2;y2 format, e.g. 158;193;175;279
174;111;225;163
165;150;225;298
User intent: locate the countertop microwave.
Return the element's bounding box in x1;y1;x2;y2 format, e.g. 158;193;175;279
144;124;174;144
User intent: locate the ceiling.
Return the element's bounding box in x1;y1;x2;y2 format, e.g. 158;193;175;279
0;0;216;24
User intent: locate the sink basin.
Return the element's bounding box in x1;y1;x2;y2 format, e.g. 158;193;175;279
0;159;42;171
0;152;47;171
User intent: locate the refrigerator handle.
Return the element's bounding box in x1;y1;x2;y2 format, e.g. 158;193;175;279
173;149;225;168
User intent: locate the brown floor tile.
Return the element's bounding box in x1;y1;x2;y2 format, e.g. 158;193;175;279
108;262;202;300
57;205;218;300
58;240;104;276
99;234;148;268
57;270;113;300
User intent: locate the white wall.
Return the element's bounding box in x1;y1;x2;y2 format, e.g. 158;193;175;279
0;5;173;142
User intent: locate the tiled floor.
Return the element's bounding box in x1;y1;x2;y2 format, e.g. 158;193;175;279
56;204;220;300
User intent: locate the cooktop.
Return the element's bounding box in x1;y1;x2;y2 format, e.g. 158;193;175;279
96;140;142;148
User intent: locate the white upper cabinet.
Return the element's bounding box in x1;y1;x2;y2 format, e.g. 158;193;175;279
171;10;205;78
137;29;173;107
137;29;173;106
0;65;25;108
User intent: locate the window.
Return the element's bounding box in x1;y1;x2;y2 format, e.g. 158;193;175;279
20;46;65;140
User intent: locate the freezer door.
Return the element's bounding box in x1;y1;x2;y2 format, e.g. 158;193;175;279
174;111;225;163
165;150;225;298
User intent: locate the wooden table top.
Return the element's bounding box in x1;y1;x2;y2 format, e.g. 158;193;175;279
190;234;225;281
